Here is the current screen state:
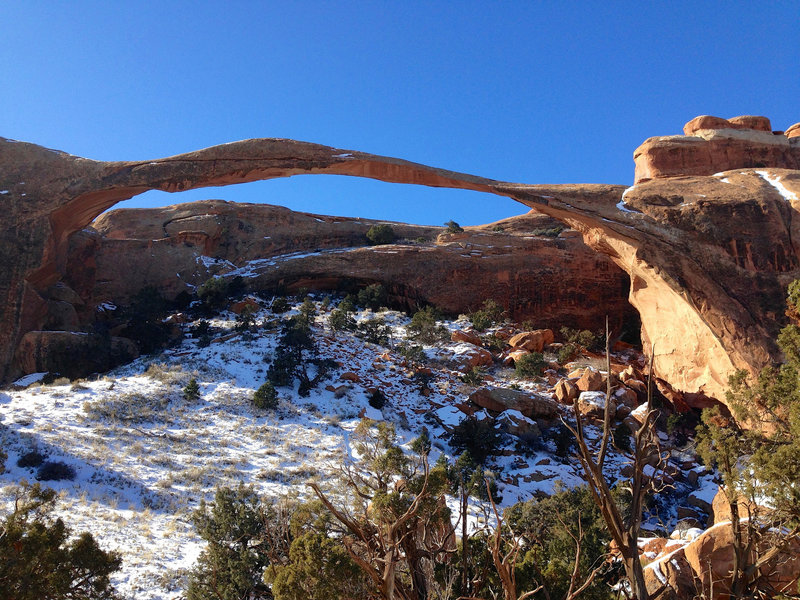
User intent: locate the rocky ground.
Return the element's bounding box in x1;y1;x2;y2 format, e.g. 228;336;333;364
1;295;720;599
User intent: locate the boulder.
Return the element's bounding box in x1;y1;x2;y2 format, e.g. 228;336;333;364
727;115;772;131
468;387;558;420
451;329;482;346
496;411;541;441
553;378;578;404
644;546;697;599
577;391;615;419
508;329;554;352
687;491;714;515
464;347;494;370
230;297;260;314
575;368;605;392
786;122;800;139
502;348;530;366
636;117;800;183
683;115;735;135
683;521;800;597
613;386;639;409
710;486;765;525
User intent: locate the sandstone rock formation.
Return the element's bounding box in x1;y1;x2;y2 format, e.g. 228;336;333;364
2;119;800;409
635;114;800;183
75;202;631;329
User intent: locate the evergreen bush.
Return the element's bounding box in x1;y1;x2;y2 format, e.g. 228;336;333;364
444;220;464;233
0;483;121;600
35;461;76;482
187;485;272;600
515;352;546;378
253;382;278;410
183;378;200;401
365;224;396;245
449;416;501;465
469;299;504;331
406;306;449;344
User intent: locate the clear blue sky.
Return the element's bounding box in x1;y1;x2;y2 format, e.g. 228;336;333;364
2;1;798;225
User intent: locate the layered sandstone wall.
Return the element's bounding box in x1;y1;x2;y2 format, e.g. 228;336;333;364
69;201;634;332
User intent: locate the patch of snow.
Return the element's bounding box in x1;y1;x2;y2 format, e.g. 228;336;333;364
578;391;607;409
756;170;799;201
97;302;117;312
12;372;47;387
0;190;9;195
616;200;640;214
333;153;354;158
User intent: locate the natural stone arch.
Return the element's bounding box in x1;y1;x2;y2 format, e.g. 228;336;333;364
2;136;795;406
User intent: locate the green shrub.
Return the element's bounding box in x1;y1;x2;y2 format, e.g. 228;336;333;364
183;378;201;401
614;422;633;453
356;284;387;310
328;309;356;333
266;531;366;600
515;352;546;379
235;307;258;332
357;316;391;346
338;296;356;313
560;327;603;351
271;296;290;313
367;389;387;410
0;483;121;600
505;485;610;600
469;299;504;332
557;343;579;364
188;485;272;600
298;298;317;326
460;367;484;387
36;461;76;482
530;225;565;237
365;224;396;245
449;416;501;465
197;276;230;309
395;341;426;364
253;382;278;410
406;306;448;344
444;220;464;233
17;451;46;469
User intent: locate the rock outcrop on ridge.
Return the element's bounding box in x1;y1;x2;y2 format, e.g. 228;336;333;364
634;114;800;183
2;115;800;408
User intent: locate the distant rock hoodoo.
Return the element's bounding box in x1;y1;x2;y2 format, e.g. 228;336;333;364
1;114;799;410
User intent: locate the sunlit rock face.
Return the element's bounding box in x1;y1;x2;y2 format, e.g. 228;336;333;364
1;120;799;410
634;114;800;184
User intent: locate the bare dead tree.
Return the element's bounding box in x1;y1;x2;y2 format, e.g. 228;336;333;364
308;422;455;600
562;318;665;600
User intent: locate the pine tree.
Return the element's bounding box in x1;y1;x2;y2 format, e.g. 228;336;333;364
0;483;121;600
187;485;272;600
183;378;200;401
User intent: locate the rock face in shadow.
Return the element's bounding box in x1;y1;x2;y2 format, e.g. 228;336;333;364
73;201;633;332
1;121;799;408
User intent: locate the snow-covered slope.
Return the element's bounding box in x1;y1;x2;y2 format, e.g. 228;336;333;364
0;297;711;599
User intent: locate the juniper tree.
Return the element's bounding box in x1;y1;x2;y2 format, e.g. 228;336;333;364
0;483;121;600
